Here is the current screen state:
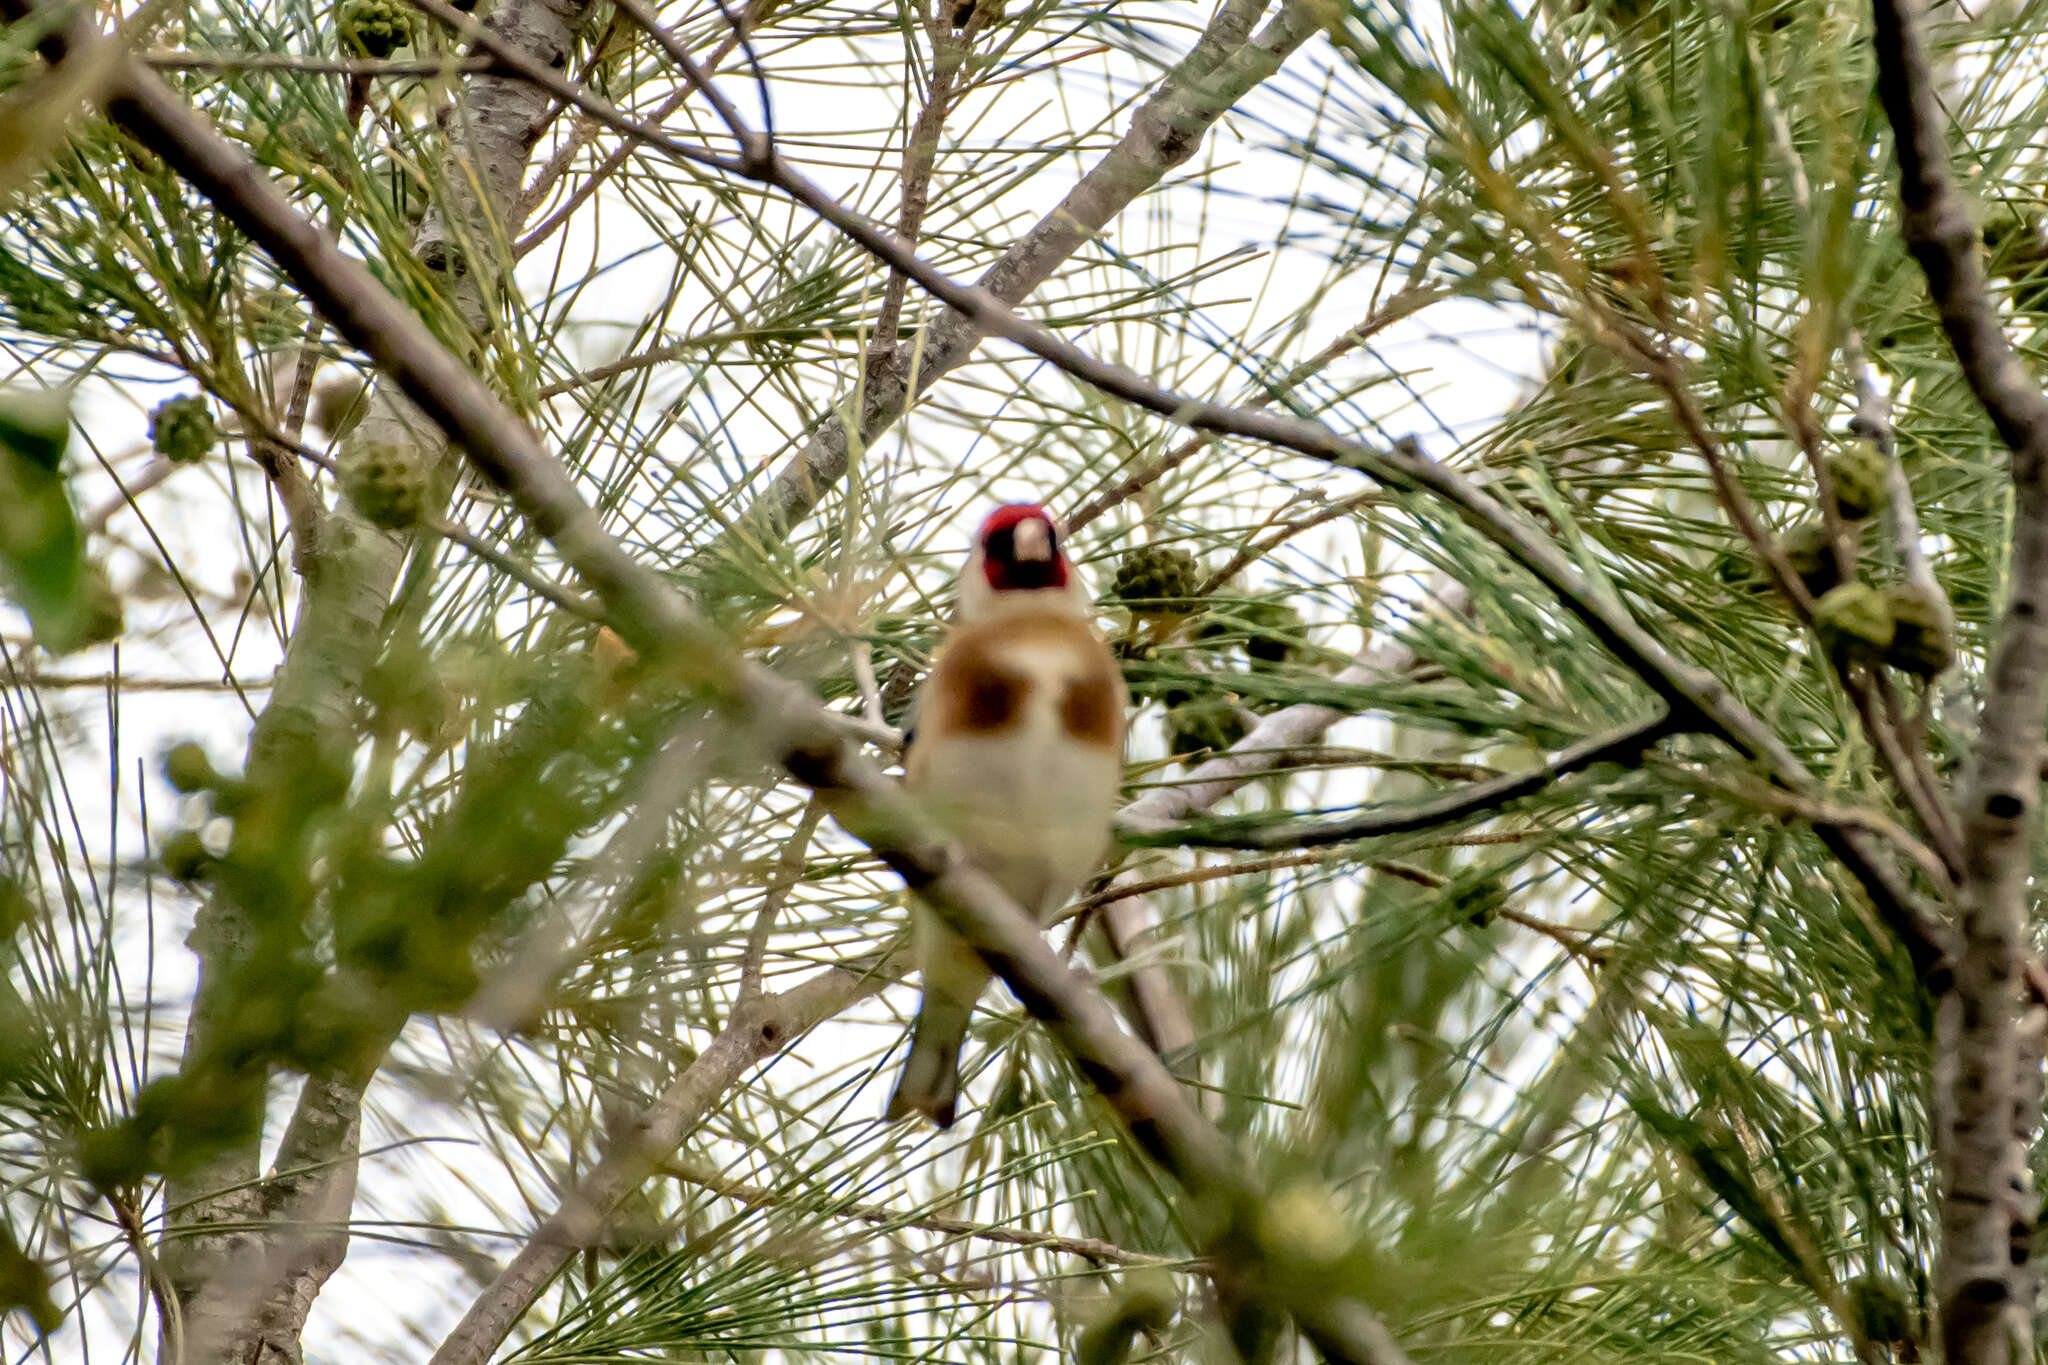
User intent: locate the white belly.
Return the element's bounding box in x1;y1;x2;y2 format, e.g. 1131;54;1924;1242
910;720;1121;920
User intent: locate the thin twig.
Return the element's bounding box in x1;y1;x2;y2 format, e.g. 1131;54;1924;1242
866;24;965;360
1196;489;1383;595
145;50;500;76
1068;285;1446;535
18;671;277;691
740;799;822;1004
660;1160;1175;1267
1128;712;1676;850
253;313;330;574
850;639;886;729
422;514;601;620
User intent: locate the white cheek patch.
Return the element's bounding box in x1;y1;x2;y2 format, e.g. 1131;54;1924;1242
1012;517;1052;562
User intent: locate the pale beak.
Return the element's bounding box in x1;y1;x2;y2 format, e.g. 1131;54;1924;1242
1011;517;1053;562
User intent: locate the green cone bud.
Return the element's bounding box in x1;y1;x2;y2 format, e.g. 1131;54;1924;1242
159;830;211;883
163;742;217;794
1165;695;1246;763
149;395;218;466
1848;1274;1912;1346
1781;522;1841;598
1814;582;1894;657
310;374;369;440
1075;1268;1177;1365
1106;545;1200;617
339;0;416;59
1242;600;1305;666
1824;442;1888;521
1882;582;1956;677
338;440;427;530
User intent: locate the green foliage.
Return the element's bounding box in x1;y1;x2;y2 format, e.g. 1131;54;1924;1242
0;387;97;652
1;0;2037;1357
1813;582;1895;657
337;0;415;59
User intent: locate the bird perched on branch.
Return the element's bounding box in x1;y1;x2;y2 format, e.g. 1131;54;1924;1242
888;503;1125;1128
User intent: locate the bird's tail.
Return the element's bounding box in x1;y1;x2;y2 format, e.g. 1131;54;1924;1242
886;997;970;1129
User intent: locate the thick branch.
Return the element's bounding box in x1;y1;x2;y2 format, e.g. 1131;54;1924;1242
1871;0;2048;1356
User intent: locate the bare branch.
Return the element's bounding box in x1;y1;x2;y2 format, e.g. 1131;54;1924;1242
1127;711;1676;850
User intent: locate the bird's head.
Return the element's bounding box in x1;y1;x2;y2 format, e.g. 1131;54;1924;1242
958;503;1089;622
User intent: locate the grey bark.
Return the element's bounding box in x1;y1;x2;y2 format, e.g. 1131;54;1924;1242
1868;0;2048;1358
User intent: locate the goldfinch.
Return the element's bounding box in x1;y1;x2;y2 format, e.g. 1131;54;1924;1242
887;504;1126;1127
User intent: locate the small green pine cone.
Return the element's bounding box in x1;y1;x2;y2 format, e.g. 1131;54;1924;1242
1106;545;1201;616
1825;442;1889;521
339;0;416;58
1712;548;1770;595
163;742;218;794
1450;872;1510;927
149;395;218;466
1242;600;1305;666
1256;1181;1354;1271
1882;582;1956;677
338;440;427;530
1165;695;1246;764
1814;582;1895;658
1847;1275;1912;1348
1781;522;1841;598
159;830;212;883
310;374;370;440
1075;1268;1177;1365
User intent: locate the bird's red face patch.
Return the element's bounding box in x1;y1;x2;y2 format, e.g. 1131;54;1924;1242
977;504;1069;593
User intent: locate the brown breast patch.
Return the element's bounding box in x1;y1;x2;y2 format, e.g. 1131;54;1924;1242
925;635;1032;737
958;662;1029;734
921;611;1124;747
1059;663;1122;748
